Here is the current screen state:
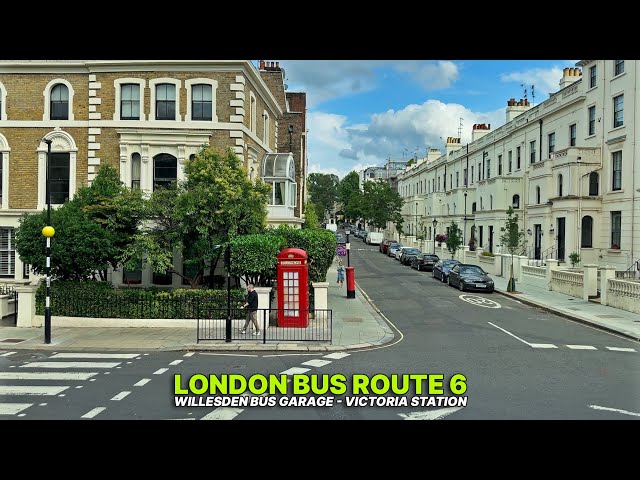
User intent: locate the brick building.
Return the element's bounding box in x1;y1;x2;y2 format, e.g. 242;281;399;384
0;60;308;284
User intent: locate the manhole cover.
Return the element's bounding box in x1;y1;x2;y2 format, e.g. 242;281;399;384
342;317;363;323
596;314;624;319
0;338;26;343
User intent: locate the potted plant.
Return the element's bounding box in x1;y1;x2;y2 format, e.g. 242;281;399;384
568;252;581;268
435;233;447;246
468;238;476;252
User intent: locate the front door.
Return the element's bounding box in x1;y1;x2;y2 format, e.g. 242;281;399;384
488;226;494;253
534;224;542;260
557;217;565;261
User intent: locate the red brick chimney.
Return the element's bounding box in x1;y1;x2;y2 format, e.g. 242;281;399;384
259;60;265;70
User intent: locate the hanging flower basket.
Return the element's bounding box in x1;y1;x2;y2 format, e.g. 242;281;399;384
435;233;447;245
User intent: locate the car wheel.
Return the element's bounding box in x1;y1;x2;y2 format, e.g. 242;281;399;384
458;281;465;292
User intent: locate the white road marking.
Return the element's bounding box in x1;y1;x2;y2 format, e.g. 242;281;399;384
39;403;47;406
134;378;151;387
50;353;139;359
279;367;311;375
81;407;106;419
0;403;32;415
487;322;531;346
589;405;640;417
324;352;350;359
398;407;463;420
529;343;558;349
0;372;98;381
166;418;196;420
460;295;501;308
58;394;66;397
104;372;110;375
18;413;26;417
0;385;69;396
111;391;131;401
0;351;17;357
126;362;132;364
153;368;169;375
183;352;195;357
169;360;183;366
300;359;332;367
75;386;83;389
89;379;96;382
566;345;597;350
20;362;120;369
605;347;636;352
201;408;244;420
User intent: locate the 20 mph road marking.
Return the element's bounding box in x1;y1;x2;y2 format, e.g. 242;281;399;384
459;295;501;308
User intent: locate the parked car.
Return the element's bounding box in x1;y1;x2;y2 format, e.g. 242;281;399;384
432;259;461;282
400;248;422;265
447;264;494;292
380;239;394;253
388;243;403;257
336;233;346;244
411;253;440;271
395;246;414;261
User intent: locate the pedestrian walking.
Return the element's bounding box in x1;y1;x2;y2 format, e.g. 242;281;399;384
241;283;260;335
336;260;345;288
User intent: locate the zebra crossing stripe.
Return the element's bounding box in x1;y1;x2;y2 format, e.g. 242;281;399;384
605;347;636;352
201;408;243;420
0;372;98;381
50;353;139;359
81;407;106;419
0;403;32;415
0;351;17;357
20;362;120;369
0;385;69;396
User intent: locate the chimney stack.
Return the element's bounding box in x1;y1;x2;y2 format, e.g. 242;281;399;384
505;97;533;123
259;60;265;70
472;123;492;142
559;66;582;90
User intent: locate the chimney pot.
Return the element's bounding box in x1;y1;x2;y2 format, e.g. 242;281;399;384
276;61;280;69
259;60;265;70
488;124;490;129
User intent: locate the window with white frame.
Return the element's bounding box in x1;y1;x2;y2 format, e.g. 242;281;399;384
614;60;624;76
558;174;563;197
530;140;536;163
190;84;213;121
131;153;141;190
38;131;77;209
50;152;70;204
43;79;75;121
153;153;177;191
613;94;624;128
498;155;502;175
588;106;596;135
548;132;555;155
0;133;8;210
0;81;6;120
113;78;145;121
536;186;541;204
263;111;270;147
0;227;15;277
516;146;521;169
569;124;576;146
612;151;622;191
581;216;593;248
120;84;141;120
512;194;520;209
149;78;181;121
508;151;512;173
589;65;597;88
456;171;459;187
610;211;621;249
486;158;491;178
123;259;143;285
249;92;257;133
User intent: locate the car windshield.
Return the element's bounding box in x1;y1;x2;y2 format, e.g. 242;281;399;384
443;260;459;267
405;249;420;255
392;244;403;249
424;255;439;261
460;266;485;275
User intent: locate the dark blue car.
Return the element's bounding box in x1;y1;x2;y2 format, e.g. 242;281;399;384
432;259;461;283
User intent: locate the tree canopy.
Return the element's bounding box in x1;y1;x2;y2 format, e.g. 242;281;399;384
307;173;339;218
359;180;403;230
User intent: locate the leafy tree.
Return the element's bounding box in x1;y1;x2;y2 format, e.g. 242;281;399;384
229;234;286;286
121;147;271;288
338;171;362;222
303;202;320;229
499;206;527;292
307;173;339;219
15;203;114;280
359;180;403;230
445;221;463;258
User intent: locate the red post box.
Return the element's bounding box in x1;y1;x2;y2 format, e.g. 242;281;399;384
346;266;355;298
276;248;309;327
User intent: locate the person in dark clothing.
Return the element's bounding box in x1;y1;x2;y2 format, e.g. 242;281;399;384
241;284;260;335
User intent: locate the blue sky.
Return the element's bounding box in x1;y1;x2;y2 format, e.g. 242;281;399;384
266;60;578;178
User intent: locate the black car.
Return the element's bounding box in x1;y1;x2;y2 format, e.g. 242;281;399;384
432;259;461;282
447;264;494;292
336;233;346;244
411;253;440;271
400;248;422;265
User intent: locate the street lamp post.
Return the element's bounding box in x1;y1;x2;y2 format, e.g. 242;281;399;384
432;218;438;255
415;202;418;241
42;138;53;344
463;191;468;246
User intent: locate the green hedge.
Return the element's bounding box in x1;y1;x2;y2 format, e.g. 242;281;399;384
36;281;247;319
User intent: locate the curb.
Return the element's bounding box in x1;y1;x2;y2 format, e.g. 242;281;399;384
494;289;640;342
354;281;401;346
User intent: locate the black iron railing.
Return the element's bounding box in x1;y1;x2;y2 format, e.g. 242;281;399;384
197;308;332;344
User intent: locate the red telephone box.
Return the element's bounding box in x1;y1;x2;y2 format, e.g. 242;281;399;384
276;248;309;327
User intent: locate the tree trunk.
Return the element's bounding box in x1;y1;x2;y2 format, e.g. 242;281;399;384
507;254;516;292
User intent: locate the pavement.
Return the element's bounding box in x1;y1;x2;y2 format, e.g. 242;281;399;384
0;259;638;352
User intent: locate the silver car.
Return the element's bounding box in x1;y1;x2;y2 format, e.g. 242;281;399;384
388;243;403;257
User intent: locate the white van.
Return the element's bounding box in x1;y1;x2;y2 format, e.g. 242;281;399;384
366;232;384;245
325;223;337;232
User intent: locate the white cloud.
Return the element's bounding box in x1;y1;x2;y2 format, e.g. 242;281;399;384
500;62;576;99
282;60;460;107
308;100;505;179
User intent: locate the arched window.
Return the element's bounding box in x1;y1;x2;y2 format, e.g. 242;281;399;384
0;132;10;210
512;194;520;208
589;172;599;196
153;153;177;191
38;130;78;208
558;174;563;197
581;216;593;248
131;153;141;190
262;153;296;209
50;84;69;120
536;186;541;204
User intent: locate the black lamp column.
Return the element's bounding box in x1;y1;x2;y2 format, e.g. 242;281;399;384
432;218;438;255
463;191;467;246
